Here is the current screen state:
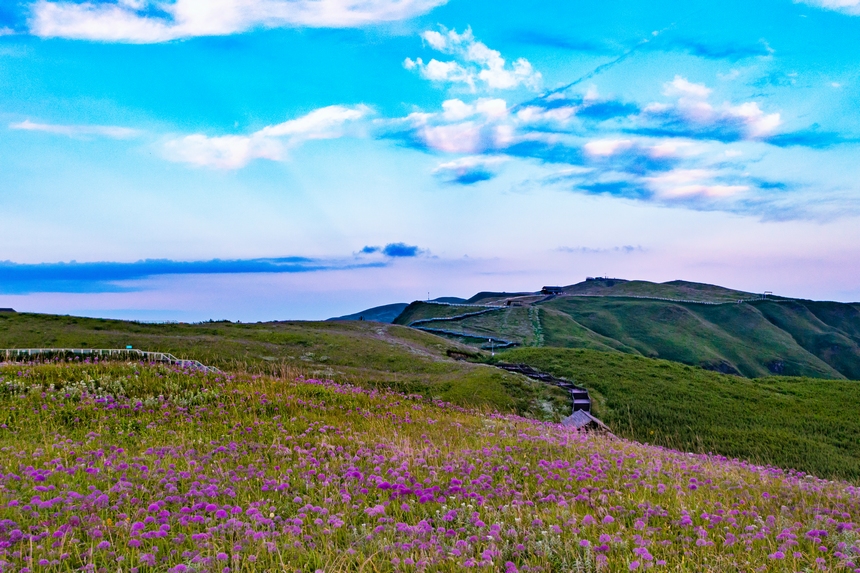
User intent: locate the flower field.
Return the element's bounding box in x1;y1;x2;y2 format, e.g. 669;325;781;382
0;361;858;572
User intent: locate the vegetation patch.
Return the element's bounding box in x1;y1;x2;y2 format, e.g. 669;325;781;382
0;361;857;572
498;347;860;481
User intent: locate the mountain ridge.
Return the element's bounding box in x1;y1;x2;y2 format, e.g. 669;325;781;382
341;278;860;380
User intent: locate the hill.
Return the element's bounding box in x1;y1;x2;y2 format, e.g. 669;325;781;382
0;312;567;420
327;302;409;323
394;278;860;379
0;360;857;572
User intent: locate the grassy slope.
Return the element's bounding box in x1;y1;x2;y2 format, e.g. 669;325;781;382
2;363;858;571
564;278;760;302
543;297;844;378
498;347;860;480
392;302;489;326
396;287;860;379
415;308;537;345
0;312;569;420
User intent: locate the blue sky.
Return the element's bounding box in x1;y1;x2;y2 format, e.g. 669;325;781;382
1;0;860;320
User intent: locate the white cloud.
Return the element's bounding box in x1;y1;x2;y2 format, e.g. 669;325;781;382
584;138;634;157
432;154;508;182
650;75;781;139
645;169;749;199
30;0;447;42
406;26;541;92
663;76;712;99
0;27;16;36
515;105;576;124
796;0;860;15
9;119;141;139
164;104;370;169
403;98;515;154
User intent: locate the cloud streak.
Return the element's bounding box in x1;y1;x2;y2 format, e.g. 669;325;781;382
359;243;425;257
433;154;508;184
796;0;860;15
29;0;448;43
0;256;390;294
10;119;141;139
164;105;370;169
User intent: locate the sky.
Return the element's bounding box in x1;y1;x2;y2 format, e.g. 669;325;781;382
1;0;860;321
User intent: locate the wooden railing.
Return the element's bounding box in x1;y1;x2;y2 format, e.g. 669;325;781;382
0;348;221;374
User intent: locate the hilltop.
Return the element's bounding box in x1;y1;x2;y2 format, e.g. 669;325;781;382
387;278;860;379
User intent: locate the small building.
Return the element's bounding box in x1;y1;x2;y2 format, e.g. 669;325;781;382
0;308;15;313
562;410;612;433
541;286;565;295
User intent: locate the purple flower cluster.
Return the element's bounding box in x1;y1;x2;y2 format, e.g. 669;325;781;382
0;362;857;572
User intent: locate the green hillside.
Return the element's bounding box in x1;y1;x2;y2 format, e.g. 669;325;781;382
394;279;860;379
0;312;568;420
496;347;860;480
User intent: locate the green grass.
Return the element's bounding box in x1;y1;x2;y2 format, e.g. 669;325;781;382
2;362;858;571
564;278;761;302
392;302;489;325
395;286;860;379
496;346;860;481
0;312;569;420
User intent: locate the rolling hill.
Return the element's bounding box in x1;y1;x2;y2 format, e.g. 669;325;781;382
3;308;860;480
0;311;568;420
392;278;860;379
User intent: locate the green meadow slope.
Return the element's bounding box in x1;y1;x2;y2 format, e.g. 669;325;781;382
496;347;860;480
394;279;860;379
0;312;568;420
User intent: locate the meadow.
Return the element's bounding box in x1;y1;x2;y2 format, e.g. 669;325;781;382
497;348;860;481
0;312;568;421
0;360;858;572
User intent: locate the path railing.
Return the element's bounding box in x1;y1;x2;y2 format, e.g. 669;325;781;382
0;348;221;374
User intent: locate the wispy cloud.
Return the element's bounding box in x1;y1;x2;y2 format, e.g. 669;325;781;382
433;155;508;184
9;119;141;139
509;30;773;63
634;76;782;142
0;255;388;294
796;0;860;15
505;30;612;54
558;245;645;254
359;243;425;257
404;27;541;92
164;105;371;169
29;0;447;43
667;38;773;61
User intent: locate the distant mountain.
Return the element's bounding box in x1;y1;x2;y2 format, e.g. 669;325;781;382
328;303;409;323
392;278;860;380
329;298;470;323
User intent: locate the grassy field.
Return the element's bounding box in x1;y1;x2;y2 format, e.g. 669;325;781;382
392;303;490;326
496;347;860;481
393;280;860;379
0;361;857;572
0;312;568;420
